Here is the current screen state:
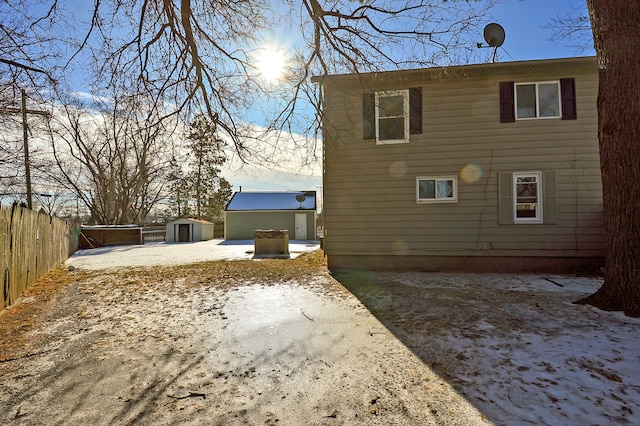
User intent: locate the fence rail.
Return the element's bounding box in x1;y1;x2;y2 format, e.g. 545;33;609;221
142;229;166;243
1;206;80;310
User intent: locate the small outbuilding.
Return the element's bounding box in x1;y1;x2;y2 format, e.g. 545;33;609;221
79;225;144;249
225;191;317;240
165;218;215;242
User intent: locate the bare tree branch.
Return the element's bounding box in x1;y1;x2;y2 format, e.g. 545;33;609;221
545;11;594;55
2;0;501;206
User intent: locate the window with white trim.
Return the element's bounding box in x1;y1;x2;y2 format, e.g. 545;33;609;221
515;81;560;119
376;90;409;144
513;172;542;223
417;176;457;203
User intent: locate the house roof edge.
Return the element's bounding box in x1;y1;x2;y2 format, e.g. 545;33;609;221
311;56;597;85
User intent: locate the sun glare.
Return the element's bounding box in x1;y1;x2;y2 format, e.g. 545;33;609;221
256;48;286;82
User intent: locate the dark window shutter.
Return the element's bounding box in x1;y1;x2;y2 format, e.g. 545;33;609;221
560;78;577;120
409;87;422;134
498;172;514;225
543;171;558;224
363;93;375;139
499;81;515;123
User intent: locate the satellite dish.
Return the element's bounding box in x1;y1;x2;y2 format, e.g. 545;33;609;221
295;194;306;208
483;23;505;48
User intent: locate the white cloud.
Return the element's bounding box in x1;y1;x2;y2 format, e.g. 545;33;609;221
219;126;322;195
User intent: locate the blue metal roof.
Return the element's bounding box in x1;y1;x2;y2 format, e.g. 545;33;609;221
226;191;317;211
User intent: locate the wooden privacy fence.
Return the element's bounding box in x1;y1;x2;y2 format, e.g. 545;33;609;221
1;206;80;310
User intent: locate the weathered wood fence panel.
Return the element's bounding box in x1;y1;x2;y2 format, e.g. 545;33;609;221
1;206;80;310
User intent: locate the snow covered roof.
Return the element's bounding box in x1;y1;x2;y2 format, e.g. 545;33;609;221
226;191;317;211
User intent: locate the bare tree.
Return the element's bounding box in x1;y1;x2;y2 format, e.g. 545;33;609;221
48;91;174;225
0;87;56;208
43;1;495;151
0;112;24;195
0;1;72;208
576;2;640;317
33;190;72;217
0;0;65;87
71;0;268;158
3;1;500;197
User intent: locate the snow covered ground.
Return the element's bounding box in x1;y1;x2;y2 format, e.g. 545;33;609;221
66;238;320;270
339;271;640;425
64;242;640;425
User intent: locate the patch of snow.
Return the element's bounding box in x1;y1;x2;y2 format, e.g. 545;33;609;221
65;239;320;270
343;272;640;425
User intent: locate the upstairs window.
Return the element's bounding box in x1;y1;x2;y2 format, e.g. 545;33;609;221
500;78;576;122
363;87;422;142
515;82;560;119
417;176;458;203
376;90;409;144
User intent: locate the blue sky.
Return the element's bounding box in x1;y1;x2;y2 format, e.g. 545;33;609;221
489;0;593;60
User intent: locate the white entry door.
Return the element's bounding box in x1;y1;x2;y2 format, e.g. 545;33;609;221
295;214;307;240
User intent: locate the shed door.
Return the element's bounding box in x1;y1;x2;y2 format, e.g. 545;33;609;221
178;224;190;242
295;214;307;240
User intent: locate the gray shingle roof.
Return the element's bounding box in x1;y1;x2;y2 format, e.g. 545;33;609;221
226;191;316;211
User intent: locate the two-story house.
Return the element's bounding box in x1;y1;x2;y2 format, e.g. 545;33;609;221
313;56;604;272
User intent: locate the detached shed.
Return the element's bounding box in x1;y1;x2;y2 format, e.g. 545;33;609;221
80;225;143;249
225;191;317;240
166;218;215;242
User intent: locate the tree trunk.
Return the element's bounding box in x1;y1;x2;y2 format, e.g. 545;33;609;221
577;1;640;317
196;154;202;219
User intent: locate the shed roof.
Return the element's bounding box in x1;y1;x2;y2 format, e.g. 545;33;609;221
167;218;214;225
226;191;317;211
81;224;142;230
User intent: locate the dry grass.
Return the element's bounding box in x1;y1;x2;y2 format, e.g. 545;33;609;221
0;250;335;362
159;249;329;285
0;268;97;362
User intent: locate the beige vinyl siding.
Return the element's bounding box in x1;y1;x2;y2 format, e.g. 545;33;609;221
225;210;316;240
321;58;603;265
